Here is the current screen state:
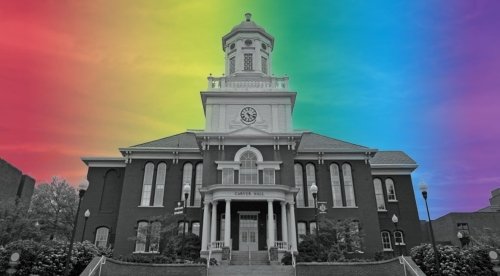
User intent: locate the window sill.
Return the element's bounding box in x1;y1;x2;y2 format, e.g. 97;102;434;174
378;209;388;212
388;200;399;203
395;243;406;246
383;249;394;252
332;206;358;209
132;251;160;254
137;205;164;208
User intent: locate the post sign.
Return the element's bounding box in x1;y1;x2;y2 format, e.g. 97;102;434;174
318;201;328;214
173;201;184;215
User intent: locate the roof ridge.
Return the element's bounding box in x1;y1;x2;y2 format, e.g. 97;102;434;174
130;132;192;147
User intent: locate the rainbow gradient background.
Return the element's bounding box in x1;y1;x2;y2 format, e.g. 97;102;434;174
1;1;499;219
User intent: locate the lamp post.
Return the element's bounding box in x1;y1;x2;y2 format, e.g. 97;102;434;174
63;179;89;276
392;214;401;257
310;183;319;236
181;183;191;262
419;182;441;276
81;209;90;242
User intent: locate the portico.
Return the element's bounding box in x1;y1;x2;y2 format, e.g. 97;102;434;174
200;184;298;256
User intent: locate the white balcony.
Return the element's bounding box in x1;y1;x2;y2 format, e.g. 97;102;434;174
274;241;288;250
207;75;289;91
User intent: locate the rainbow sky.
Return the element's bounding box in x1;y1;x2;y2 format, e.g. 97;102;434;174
1;1;499;219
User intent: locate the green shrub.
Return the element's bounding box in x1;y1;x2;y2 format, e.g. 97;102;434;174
117;254;175;264
0;240;111;276
410;244;496;276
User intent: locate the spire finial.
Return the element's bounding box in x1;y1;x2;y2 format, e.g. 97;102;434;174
245;13;252;22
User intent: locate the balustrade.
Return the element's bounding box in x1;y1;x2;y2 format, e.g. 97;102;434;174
207;76;289;91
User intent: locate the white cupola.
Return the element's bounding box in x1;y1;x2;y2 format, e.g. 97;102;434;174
222;13;274;77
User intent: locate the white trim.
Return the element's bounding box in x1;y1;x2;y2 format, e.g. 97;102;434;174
332;206;359;209
295;153;369;160
137;205;164;208
378;209;388;212
388;200;399;203
216;161;241;170
256;161;282;170
81;157;126;167
371;169;415;175
234;145;264;162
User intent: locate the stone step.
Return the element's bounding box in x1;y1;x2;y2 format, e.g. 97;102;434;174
208;265;295;276
230;251;270;265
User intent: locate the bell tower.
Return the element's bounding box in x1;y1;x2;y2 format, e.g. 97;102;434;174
222;13;274;76
201;13;296;135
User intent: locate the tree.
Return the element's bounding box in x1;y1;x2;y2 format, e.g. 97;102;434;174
0;199;40;245
295;218;364;262
29;177;78;241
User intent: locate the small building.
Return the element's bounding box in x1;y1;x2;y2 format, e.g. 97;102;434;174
76;14;422;260
422;188;500;247
0;157;35;207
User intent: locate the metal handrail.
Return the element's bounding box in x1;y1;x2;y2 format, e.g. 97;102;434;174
87;255;106;276
400;256;419;276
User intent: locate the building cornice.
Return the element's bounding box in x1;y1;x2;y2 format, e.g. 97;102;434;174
81;157;126;168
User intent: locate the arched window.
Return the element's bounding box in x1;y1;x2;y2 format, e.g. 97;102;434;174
342;163;356;207
385;178;397;201
141;163;155;206
381;231;392;251
394;231;404;245
330;164;342;207
135;221;148;252
182;163;193;206
150;222;161;253
193;163;203;206
153;163;166;206
239;151;258;184
374;178;386;211
95;227;109;248
294;164;305;207
306;164;316;207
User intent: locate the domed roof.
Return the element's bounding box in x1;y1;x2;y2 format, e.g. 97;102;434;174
222;13;274;50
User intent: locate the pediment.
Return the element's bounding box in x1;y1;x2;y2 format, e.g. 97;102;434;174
226;126;272;136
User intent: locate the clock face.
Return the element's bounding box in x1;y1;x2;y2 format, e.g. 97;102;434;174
240;107;257;124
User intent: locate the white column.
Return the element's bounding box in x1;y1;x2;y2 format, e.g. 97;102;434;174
211;201;218;246
224;199;231;247
201;200;211;251
287;204;292;247
280;201;288;245
289;202;297;251
267;200;275;248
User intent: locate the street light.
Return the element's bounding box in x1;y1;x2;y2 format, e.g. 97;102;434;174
310;183;319;236
391;214;401;256
419;182;441;276
63;179;89;276
181;183;191;262
81;209;90;242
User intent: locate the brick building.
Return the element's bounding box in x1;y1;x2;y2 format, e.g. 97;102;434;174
76;14;422;259
0;157;35;206
422;188;500;247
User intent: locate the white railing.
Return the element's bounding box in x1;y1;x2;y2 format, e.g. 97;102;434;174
275;241;288;250
87;255;106;276
211;241;224;250
207;76;289;91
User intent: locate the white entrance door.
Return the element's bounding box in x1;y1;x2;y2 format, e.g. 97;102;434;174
239;214;258;251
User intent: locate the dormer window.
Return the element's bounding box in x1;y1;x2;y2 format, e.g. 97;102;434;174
244;54;253;71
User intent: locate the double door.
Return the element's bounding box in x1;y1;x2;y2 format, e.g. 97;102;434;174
239;214;258;251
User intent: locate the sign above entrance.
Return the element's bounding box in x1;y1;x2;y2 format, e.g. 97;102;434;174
234;191;265;197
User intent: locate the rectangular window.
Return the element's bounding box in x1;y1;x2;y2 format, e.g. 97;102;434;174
149;222;161;253
263;168;275;184
229;57;235;74
457;223;470;235
192;222;200;236
381;232;392;251
244;53;253;71
309;222;317;235
374;179;386;211
297;222;307;243
135;222;148;252
261;57;267;74
95;227;109;248
178;221;188;235
153;163;166;206
222;168;234;184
